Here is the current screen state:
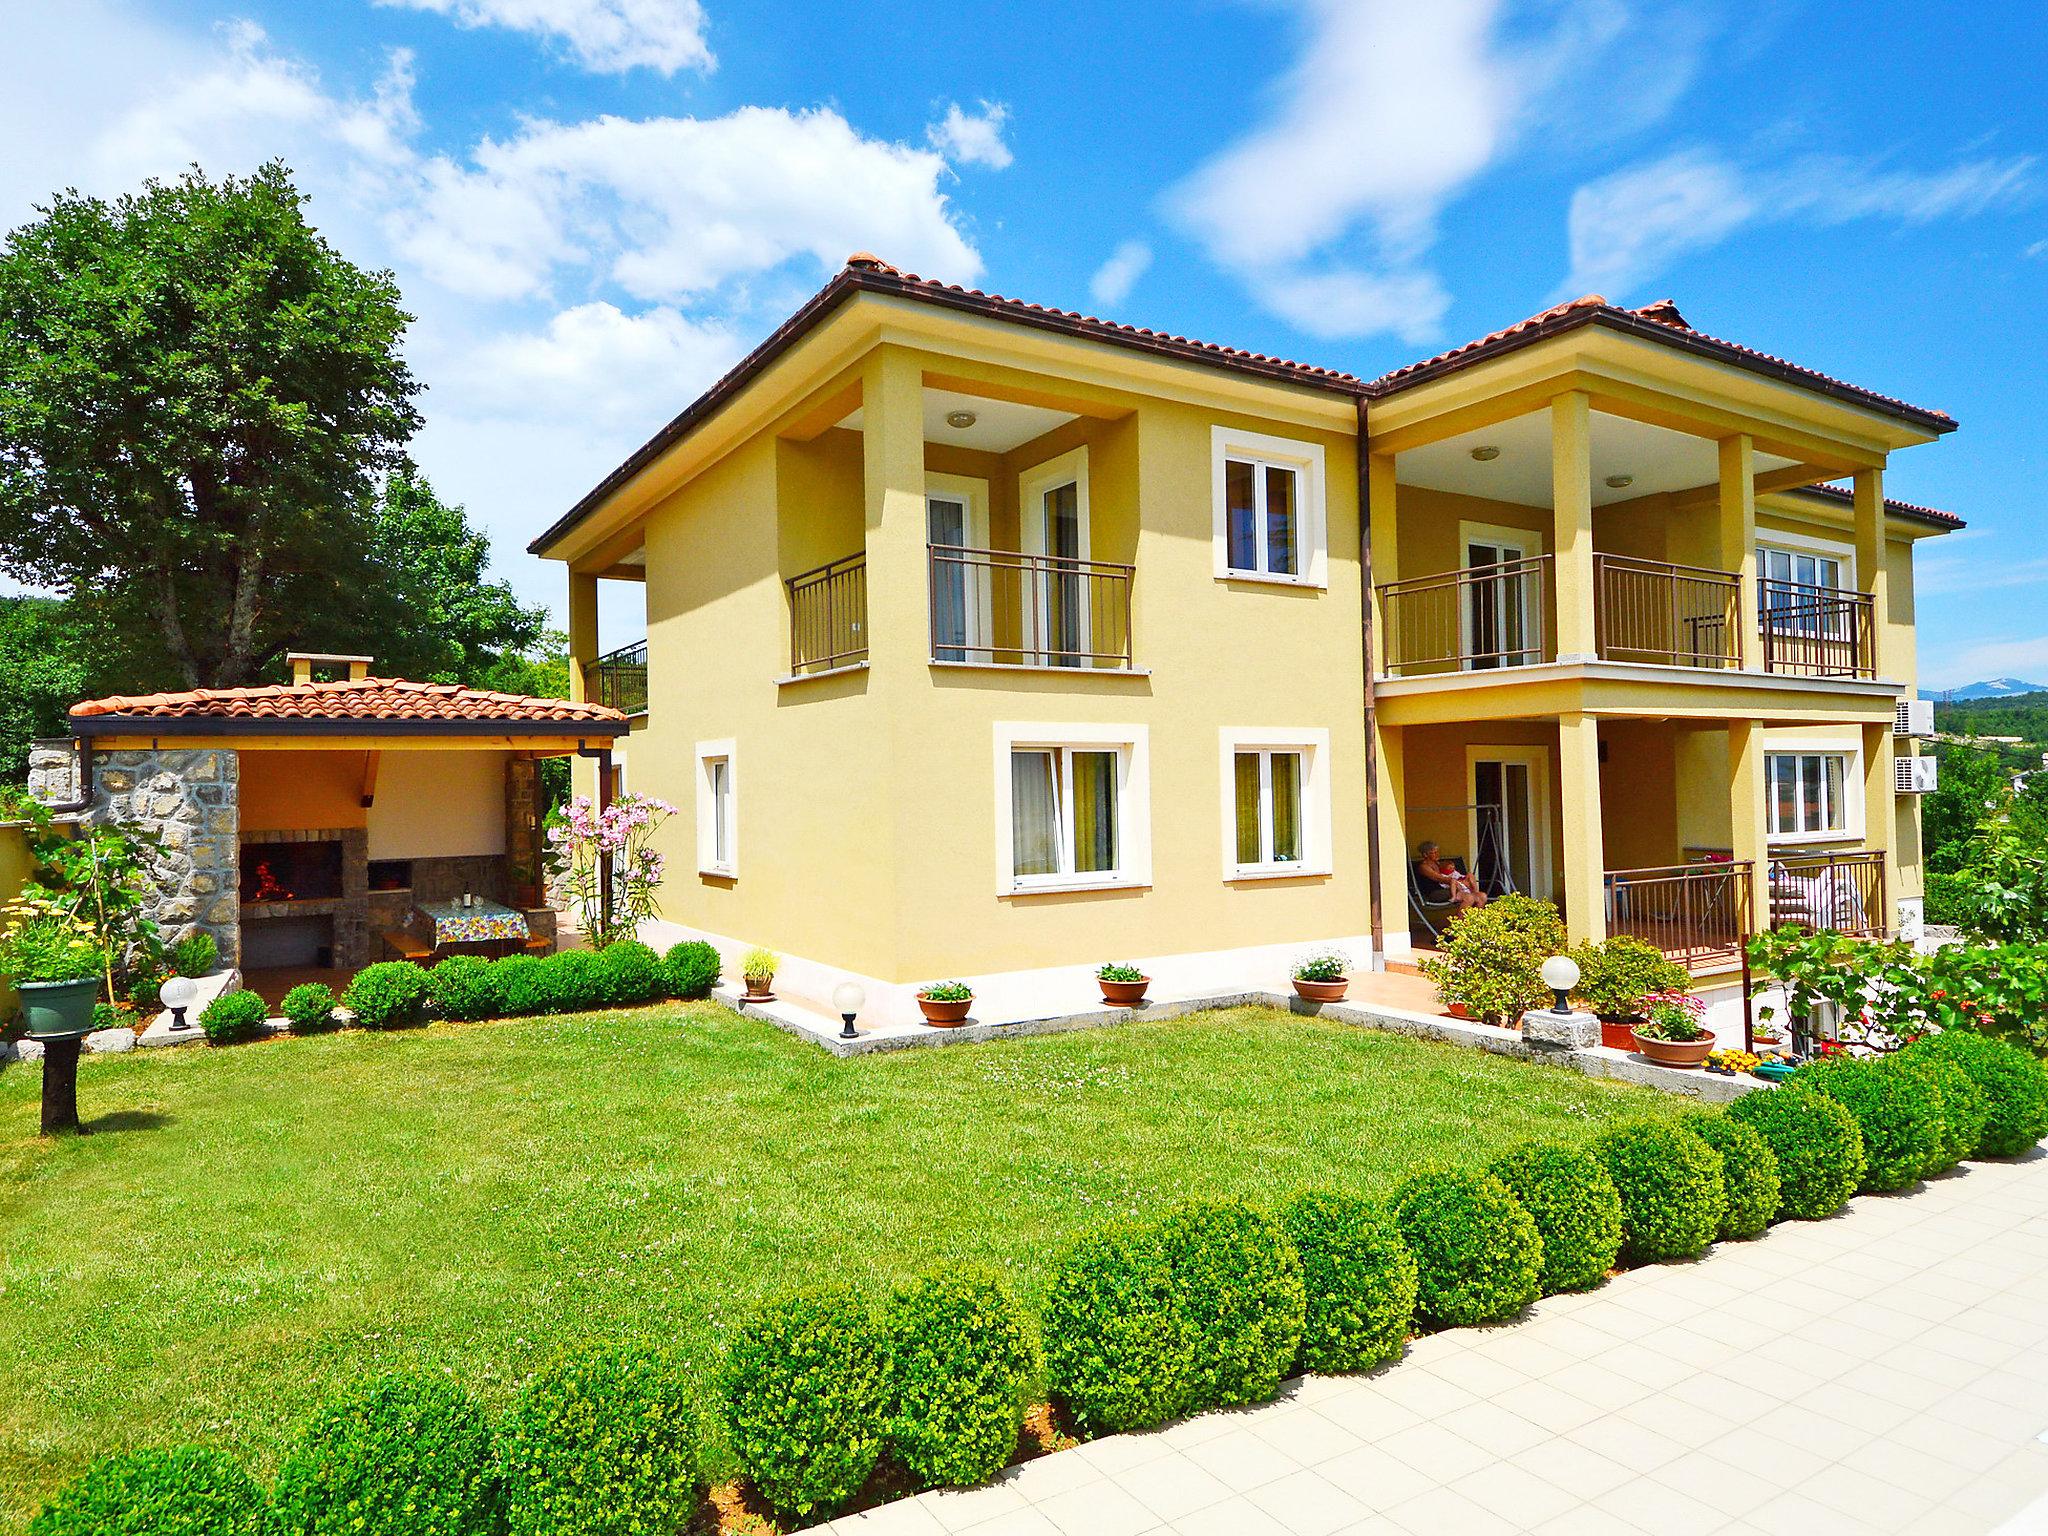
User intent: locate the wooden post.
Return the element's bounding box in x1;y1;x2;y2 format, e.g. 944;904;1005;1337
40;1038;83;1136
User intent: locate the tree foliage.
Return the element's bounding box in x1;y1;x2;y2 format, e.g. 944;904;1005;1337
0;598;87;782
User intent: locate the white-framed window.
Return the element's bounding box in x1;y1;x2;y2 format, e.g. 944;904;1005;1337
1766;748;1861;841
1211;426;1327;587
1758;540;1852;637
993;723;1151;894
696;739;737;876
1219;727;1333;880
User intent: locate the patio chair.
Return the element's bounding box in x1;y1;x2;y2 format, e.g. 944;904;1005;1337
1408;859;1462;944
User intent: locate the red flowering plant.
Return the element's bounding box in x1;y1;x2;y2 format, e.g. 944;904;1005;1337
1634;989;1709;1043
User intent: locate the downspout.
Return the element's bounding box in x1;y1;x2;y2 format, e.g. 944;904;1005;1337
30;734;95;816
1357;403;1385;972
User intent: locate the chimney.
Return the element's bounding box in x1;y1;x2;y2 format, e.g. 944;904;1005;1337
288;652;374;685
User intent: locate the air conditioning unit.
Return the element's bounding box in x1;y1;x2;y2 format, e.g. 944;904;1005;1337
1895;755;1939;795
1895;698;1934;737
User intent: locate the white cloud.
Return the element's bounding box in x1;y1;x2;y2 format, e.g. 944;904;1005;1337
1565;147;2037;297
1916;531;2048;599
1254;267;1451;345
444;301;742;426
2026;238;2048;260
926;101;1012;170
376;0;713;75
392;107;983;303
1088;240;1152;308
1933;636;2048;691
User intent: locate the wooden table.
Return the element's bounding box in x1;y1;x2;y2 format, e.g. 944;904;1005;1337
413;898;531;954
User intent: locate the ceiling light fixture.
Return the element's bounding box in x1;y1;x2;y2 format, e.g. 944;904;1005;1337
1469;445;1500;462
945;409;978;429
1604;474;1634;490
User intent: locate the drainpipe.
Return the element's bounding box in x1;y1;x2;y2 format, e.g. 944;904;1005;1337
28;735;95;816
1357;407;1385;972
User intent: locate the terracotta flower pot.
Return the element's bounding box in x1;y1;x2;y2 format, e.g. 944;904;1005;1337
918;994;972;1026
1598;1017;1643;1051
741;978;775;1002
1293;977;1348;1004
1630;1031;1714;1069
1099;977;1149;1007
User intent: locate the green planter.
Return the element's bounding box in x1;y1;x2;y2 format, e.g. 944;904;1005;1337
18;977;100;1042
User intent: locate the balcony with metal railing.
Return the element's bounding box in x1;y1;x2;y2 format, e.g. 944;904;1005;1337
927;545;1135;670
1594;555;1742;669
587;640;648;717
1759;579;1877;679
786;552;868;676
1377;555;1554;676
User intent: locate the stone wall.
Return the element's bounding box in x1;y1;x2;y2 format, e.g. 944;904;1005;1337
29;742;240;964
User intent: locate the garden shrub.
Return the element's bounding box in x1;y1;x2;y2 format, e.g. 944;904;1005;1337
341;962;431;1030
279;983;338;1035
271;1372;499;1536
170;931;219;978
1389;1171;1543;1328
1593;1119;1726;1263
200;989;270;1046
1914;1029;2048;1157
1488;1141;1622;1293
881;1267;1039;1490
496;1344;696;1536
1791;1056;1943;1192
539;951;609;1013
29;1446;275;1536
1157;1201;1306;1412
1565;935;1690;1019
718;1287;887;1522
1279;1190;1417;1373
662;940;720;1000
426;956;501;1022
493;954;546;1016
1727;1085;1865;1219
1896;1041;1991;1171
598;940;665;1005
1419;895;1568;1024
1040;1224;1196;1436
1680;1111;1781;1239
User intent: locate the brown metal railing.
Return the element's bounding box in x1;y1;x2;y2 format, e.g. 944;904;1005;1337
1759;579;1876;678
928;545;1134;669
787;552;867;675
1595;555;1741;669
1377;555;1552;676
1606;860;1755;969
1769;848;1886;937
588;640;647;716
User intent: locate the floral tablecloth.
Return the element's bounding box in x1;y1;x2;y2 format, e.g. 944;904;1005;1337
415;899;529;947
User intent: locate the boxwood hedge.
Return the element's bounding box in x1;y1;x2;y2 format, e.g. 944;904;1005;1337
1727;1085;1865;1219
280;982;338;1035
881;1268;1039;1490
1681;1111;1782;1239
1791;1056;1943;1193
1157;1201;1306;1412
1913;1030;2048;1158
29;1446;275;1536
1279;1190;1417;1373
1040;1224;1196;1436
199;988;270;1046
1390;1171;1543;1328
598;941;665;1006
661;941;721;1000
495;1345;697;1536
270;1372;500;1536
1594;1120;1727;1263
341;962;431;1030
1488;1141;1623;1293
426;955;501;1022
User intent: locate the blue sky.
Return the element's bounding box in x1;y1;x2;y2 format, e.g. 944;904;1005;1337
3;0;2043;687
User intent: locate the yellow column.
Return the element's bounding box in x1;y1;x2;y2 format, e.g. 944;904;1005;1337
567;570;599;703
1373;721;1409;960
1862;720;1897;932
1551;392;1595;662
1558;710;1606;940
860;346;928;677
1854;465;1889;678
1717;435;1758;667
1368;451;1399;665
1728;719;1767;935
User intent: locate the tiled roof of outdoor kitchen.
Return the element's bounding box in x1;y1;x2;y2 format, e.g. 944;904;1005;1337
69;677;629;734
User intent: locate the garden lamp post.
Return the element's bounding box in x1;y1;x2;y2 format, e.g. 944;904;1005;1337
1540;954;1580;1016
833;980;864;1041
160;975;198;1032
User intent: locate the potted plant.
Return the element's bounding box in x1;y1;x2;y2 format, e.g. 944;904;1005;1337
1291;948;1350;1004
1096;962;1149;1007
0;914;106;1041
1630;990;1714;1068
740;947;778;1002
916;980;974;1026
1420;895;1566;1025
1565;935;1691;1050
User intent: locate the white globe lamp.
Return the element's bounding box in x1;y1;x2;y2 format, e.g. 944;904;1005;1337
1539;955;1581;1015
832;980;865;1040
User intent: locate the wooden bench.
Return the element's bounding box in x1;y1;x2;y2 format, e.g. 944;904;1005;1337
379;929;434;963
522;933;554;955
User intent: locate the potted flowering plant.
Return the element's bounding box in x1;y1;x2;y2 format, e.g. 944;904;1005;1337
1291;948;1350;1004
0;913;107;1041
740;947;779;1001
1096;962;1149;1007
916;980;974;1026
1630;990;1714;1068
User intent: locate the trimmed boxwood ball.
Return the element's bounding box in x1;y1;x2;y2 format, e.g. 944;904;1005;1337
598;940;665;1005
200;988;270;1045
29;1446;275;1536
279;983;337;1035
662;940;720;1000
271;1372;499;1536
1040;1223;1196;1436
493;954;546;1016
1681;1111;1782;1239
1157;1201;1306;1412
540;951;609;1013
341;961;431;1030
881;1267;1039;1490
1279;1190;1417;1373
718;1286;886;1522
1488;1141;1623;1293
1389;1171;1543;1329
1727;1085;1865;1220
1897;1043;1991;1172
1593;1119;1726;1263
1791;1056;1942;1192
496;1345;696;1536
1913;1030;2048;1158
426;955;501;1022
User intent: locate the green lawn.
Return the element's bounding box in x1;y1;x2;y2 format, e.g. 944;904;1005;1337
0;1003;1682;1529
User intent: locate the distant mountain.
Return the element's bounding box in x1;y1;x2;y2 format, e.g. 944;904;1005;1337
1944;678;2048;702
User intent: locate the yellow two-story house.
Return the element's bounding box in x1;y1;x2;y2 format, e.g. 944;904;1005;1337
532;256;1958;1027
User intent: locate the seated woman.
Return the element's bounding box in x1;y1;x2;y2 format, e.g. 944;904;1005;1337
1418;840;1488;912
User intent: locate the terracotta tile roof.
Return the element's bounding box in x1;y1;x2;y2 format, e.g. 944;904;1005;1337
70;678;628;735
1792;480;1965;531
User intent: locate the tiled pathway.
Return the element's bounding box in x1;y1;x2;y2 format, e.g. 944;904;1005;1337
811;1152;2048;1535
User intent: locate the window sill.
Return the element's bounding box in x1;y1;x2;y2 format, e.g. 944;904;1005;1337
1767;833;1863;849
1002;878;1150;899
1217;571;1325;591
776;661;869;686
931;660;1150;678
1226;867;1333;884
698;866;738;881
